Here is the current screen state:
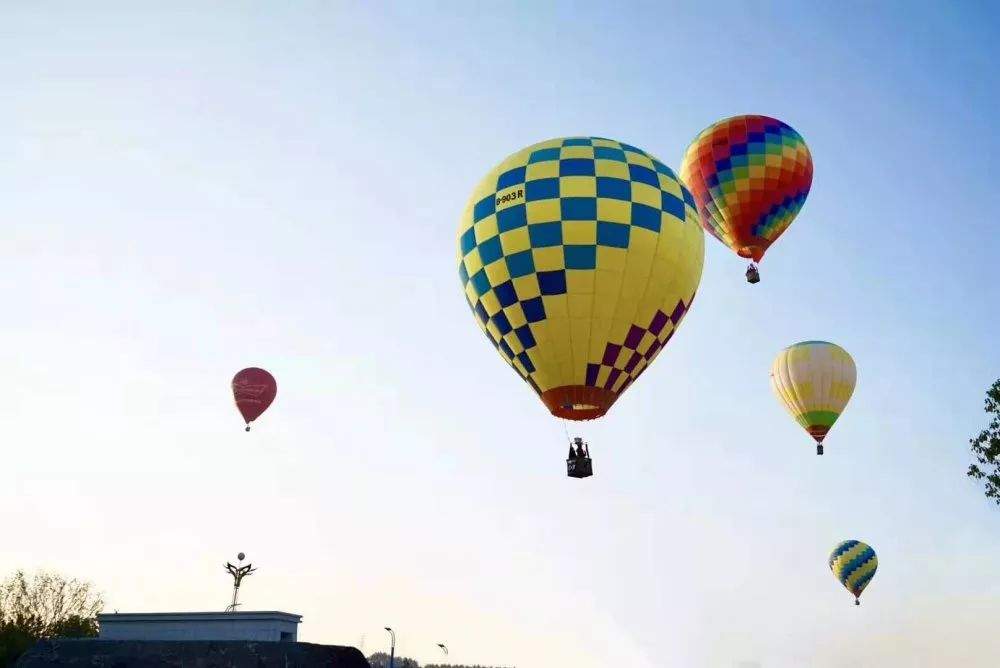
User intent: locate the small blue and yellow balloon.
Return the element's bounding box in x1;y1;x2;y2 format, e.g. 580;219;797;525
829;539;877;605
456;137;704;421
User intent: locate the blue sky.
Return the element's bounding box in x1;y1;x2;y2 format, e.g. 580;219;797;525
2;2;999;666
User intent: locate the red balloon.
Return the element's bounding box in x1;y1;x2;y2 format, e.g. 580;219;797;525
231;367;277;431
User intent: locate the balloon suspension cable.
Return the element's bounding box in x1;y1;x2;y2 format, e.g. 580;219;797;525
562;419;572;446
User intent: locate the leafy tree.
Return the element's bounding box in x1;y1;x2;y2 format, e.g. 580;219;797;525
368;652;419;668
968;379;1000;505
0;570;103;665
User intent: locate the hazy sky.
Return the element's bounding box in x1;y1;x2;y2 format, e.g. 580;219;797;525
3;2;999;667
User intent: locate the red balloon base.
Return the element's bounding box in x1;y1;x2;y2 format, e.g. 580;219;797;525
541;385;617;421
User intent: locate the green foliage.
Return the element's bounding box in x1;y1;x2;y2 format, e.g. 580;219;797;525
968;378;1000;504
0;571;102;666
0;622;35;667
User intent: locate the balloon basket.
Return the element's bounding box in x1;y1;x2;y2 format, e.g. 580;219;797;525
817;443;824;455
567;456;593;478
746;263;760;284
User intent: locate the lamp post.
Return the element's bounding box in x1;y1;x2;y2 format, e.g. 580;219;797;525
384;627;395;668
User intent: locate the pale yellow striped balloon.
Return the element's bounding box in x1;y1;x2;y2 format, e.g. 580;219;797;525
770;341;856;453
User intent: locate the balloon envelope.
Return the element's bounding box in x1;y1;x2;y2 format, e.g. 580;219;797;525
829;539;877;602
457;137;704;421
680;115;812;263
770;341;856;444
232;367;277;425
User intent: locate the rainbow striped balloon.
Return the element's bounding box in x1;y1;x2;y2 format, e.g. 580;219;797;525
680;115;812;267
829;539;877;605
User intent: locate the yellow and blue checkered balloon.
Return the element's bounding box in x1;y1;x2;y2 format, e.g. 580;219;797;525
457;137;704;421
829;539;877;605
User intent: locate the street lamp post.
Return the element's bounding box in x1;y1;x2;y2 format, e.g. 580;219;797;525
384;627;395;668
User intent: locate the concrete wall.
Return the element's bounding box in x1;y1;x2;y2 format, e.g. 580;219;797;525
16;639;371;667
97;611;301;642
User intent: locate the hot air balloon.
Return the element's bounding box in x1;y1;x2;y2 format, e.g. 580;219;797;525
457;137;704;473
829;539;877;605
679;115;812;283
770;341;856;455
232;367;277;431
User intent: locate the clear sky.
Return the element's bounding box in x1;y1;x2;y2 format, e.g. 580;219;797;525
2;2;999;667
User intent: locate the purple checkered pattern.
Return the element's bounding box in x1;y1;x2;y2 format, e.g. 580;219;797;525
585;297;694;393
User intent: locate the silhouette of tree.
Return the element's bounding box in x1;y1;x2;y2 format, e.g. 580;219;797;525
368;652;512;668
0;570;103;665
968;378;1000;504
